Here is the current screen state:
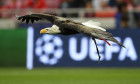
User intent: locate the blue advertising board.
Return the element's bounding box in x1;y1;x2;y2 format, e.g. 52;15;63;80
26;24;140;69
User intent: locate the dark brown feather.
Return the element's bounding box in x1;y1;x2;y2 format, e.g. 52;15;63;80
26;18;30;24
21;18;25;22
31;18;34;23
15;14;42;24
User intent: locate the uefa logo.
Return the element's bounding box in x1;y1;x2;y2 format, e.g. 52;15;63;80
35;34;63;65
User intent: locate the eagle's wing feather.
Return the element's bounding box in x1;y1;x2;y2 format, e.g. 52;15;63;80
82;20;106;31
31;13;58;23
15;13;58;24
15;13;70;24
15;14;42;24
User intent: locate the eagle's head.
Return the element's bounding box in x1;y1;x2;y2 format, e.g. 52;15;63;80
40;25;61;34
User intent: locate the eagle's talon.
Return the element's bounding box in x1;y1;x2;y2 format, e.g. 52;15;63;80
98;56;101;64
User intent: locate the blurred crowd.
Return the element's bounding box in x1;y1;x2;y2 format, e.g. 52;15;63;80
0;0;140;28
0;0;47;9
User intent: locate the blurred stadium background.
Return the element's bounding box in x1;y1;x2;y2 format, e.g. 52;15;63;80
0;0;140;84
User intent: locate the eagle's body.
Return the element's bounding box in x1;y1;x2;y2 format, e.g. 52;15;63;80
15;13;125;62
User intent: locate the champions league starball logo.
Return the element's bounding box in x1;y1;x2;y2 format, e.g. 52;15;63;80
35;34;63;65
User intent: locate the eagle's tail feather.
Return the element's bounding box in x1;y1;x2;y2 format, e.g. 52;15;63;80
109;38;126;48
96;31;126;48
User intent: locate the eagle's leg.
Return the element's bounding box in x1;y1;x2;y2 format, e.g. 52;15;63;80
92;37;101;63
100;39;111;46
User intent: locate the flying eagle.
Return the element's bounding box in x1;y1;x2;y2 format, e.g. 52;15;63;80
15;13;125;63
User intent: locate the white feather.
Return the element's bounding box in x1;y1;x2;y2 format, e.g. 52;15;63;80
45;25;61;34
51;25;59;29
82;20;106;31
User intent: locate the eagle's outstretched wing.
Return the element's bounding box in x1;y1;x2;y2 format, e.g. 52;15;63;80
15;14;42;24
15;13;79;35
14;13;61;24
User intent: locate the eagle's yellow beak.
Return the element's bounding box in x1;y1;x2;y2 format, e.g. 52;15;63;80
40;29;47;34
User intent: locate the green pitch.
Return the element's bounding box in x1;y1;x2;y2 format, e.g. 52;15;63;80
0;68;140;84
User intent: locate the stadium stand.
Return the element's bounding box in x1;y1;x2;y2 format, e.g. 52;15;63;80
0;0;140;29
